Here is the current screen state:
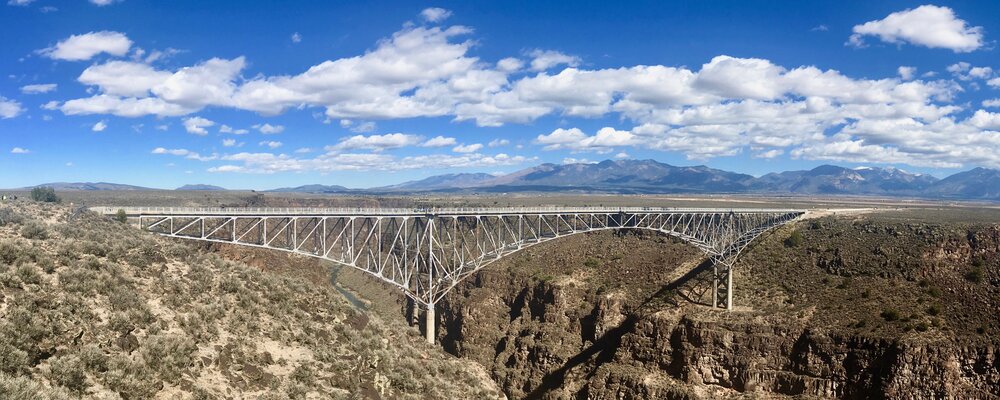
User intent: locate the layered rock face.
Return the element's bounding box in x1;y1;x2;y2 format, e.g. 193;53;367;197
433;221;999;399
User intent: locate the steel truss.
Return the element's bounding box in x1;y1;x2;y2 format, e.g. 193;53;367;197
101;207;802;343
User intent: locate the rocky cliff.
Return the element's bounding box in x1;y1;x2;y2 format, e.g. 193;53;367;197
431;216;999;399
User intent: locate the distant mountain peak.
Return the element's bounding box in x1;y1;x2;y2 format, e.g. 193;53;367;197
26;182;156;191
176;184;226;191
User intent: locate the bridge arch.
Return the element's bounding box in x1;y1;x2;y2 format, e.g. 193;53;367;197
96;207;803;343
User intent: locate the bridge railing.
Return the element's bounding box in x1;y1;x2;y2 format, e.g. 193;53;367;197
91;206;806;216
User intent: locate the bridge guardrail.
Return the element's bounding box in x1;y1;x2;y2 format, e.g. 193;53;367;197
91;206;806;216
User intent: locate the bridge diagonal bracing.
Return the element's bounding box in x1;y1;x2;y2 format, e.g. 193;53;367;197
99;207;803;343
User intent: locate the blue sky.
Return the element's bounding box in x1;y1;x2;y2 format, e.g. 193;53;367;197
1;1;999;189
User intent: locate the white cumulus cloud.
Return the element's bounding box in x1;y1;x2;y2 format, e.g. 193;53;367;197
422;136;457;147
527;49;581;71
254;123;285;134
10;147;30;154
897;66;916;80
452;143;483;153
151;147;217;161
0;96;24;119
183;116;214;135
848;5;984;52
420;7;452;22
20;83;57;94
92;120;107;132
40;31;132;61
328;133;423;152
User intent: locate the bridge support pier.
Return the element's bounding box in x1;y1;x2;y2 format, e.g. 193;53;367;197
711;260;734;310
425;303;435;344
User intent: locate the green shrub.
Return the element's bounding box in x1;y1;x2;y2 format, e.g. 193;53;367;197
48;355;88;394
965;267;984;283
784;230;804;247
583;258;600;268
29;187;59;203
0;341;29;375
880;309;900;321
114;209;128;224
925;305;940;316
19;222;48;240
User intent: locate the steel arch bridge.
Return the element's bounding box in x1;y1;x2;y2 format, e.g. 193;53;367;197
95;206;803;343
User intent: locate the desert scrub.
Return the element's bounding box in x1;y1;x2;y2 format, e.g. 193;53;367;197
0;373;72;399
58;267;103;294
18;222;49;240
141;334;197;381
0;204;506;399
0;240;22;265
101;355;160;399
47;354;88;394
14;264;42;286
0;207;23;227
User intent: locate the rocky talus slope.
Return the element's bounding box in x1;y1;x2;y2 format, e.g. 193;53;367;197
0;202;504;399
422;216;999;399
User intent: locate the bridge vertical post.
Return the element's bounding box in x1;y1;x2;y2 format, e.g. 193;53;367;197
426;216;435;344
726;265;733;311
712;265;718;309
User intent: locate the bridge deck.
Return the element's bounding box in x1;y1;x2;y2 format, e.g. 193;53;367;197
93;206;805;217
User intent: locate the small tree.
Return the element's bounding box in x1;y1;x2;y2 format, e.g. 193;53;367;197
784;230;804;247
114;209;128;224
30;186;60;203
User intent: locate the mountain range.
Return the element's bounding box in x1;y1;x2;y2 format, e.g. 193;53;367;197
22;182;158;191
377;160;1000;200
16;159;1000;200
176;184;227;191
267;184;350;194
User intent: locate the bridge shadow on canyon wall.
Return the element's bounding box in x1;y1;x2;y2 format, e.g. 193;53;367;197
523;257;718;399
